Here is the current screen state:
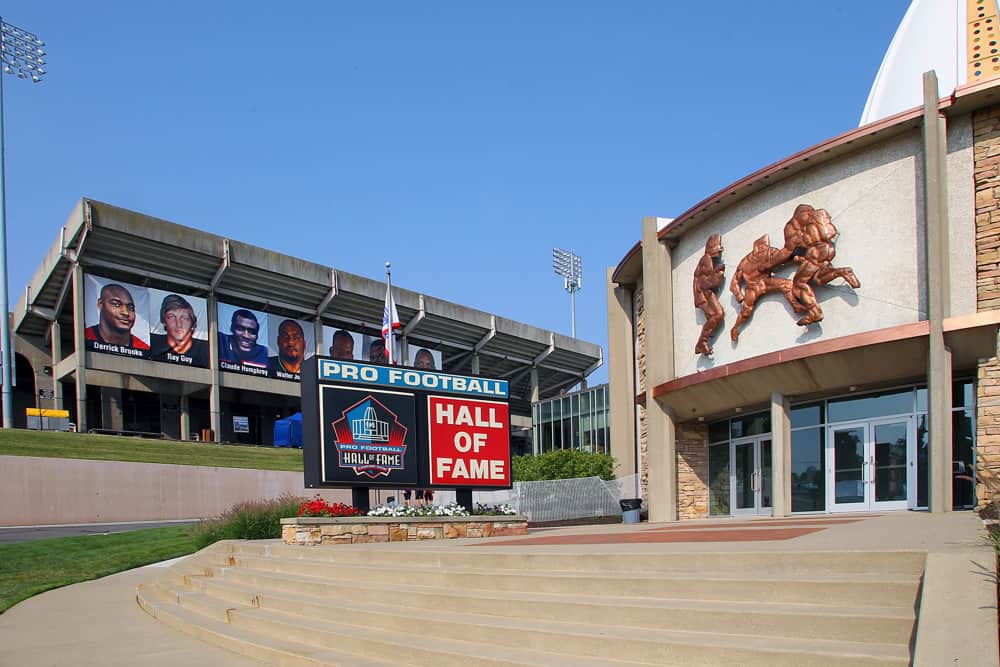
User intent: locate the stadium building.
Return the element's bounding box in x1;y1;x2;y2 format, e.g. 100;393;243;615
12;199;602;446
607;0;1000;520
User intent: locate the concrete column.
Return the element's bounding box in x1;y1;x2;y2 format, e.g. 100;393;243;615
923;71;954;513
471;353;480;376
208;294;221;443
530;367;539;403
314;319;324;357
100;387;123;430
400;334;409;366
641;216;677;522
50;321;62;410
770;392;792;517
179;394;190;441
607;266;638;478
71;265;87;432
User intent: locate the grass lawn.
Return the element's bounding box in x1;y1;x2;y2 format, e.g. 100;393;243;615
0;428;303;471
0;525;198;614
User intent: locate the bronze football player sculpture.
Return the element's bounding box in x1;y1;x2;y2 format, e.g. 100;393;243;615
728;234;803;342
693;234;725;355
790;207;860;326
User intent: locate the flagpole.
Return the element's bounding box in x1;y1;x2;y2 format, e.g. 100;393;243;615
384;261;393;365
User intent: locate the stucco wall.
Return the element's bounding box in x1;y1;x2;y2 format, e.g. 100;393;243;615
671;120;975;379
0;455;353;526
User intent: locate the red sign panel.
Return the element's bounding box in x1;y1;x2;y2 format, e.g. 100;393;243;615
427;395;510;486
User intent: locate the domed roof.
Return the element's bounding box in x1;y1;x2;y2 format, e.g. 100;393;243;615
860;0;997;126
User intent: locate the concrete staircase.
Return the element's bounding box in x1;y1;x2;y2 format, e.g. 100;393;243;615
136;540;924;666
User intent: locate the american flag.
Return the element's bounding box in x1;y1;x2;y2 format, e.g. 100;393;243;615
382;283;401;364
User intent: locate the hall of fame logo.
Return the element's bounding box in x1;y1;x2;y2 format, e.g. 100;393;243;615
331;396;408;478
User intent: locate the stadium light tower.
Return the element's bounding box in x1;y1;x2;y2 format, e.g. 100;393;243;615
552;248;582;338
0;18;46;428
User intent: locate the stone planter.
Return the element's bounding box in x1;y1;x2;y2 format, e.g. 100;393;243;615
280;515;528;545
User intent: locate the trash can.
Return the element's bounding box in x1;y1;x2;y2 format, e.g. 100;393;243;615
620;498;642;524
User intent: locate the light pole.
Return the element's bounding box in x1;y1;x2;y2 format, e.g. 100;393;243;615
0;18;45;428
552;248;582;338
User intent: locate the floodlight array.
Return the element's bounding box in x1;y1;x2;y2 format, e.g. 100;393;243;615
552;247;583;291
0;19;46;83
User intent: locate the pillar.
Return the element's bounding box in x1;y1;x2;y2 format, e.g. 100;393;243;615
770;392;791;517
471;353;480;376
314;319;325;357
179;394;190;441
208;294;221;442
71;265;87;432
607;266;638;478
923;71;954;513
50;320;62;410
530;367;539;403
100;387;123;431
641;216;677;522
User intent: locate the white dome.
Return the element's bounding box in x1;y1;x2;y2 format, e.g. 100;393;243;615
860;0;972;126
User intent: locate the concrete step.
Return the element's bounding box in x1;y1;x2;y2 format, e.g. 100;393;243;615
135;583;395;667
226;551;920;607
151;583;909;667
250;541;928;578
179;570;914;646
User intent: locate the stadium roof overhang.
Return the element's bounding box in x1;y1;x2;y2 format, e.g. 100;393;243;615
13;199;602;412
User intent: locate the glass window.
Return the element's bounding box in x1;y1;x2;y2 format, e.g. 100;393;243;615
916;387;927;413
828;388;913;423
540;400;552;423
791;428;824;512
917;414;928;508
708;420;729;444
731;412;770;439
953;381;974;409
791;403;823;429
953;409;976;509
708;444;731;516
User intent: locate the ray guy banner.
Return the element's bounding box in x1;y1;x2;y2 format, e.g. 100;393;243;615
302;358;512;491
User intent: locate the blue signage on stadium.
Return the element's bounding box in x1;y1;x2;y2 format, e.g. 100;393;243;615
317;360;509;398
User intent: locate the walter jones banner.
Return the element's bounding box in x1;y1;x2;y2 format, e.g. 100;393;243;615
84;274;209;368
302;358;511;490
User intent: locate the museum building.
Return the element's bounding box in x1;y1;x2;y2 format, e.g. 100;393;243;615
11;199;602;445
607;0;1000;520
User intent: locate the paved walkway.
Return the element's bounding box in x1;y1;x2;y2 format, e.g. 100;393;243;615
0;511;994;666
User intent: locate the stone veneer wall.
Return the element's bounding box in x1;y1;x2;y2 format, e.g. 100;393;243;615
676;422;709;519
281;516;528;546
634;281;649;502
974;106;1000;510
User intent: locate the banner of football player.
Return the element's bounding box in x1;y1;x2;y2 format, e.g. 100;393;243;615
217;302;269;378
266;314;315;381
323;325;362;362
302;358;512;491
83;274;210;369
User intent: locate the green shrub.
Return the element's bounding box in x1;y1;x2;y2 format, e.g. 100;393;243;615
190;494;304;550
512;449;616;481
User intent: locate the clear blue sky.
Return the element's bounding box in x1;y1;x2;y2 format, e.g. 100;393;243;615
1;1;910;384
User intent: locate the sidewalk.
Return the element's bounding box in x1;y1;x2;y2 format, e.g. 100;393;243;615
0;560;262;667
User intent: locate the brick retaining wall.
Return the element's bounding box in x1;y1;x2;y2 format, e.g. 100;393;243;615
281;516;529;545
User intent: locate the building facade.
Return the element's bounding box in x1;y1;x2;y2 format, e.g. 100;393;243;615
607;1;1000;520
13;200;602;444
531;383;610;456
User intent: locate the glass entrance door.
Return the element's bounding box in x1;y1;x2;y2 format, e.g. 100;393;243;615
731;436;772;516
827;417;914;512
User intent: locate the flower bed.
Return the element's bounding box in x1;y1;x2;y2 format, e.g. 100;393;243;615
280;514;528;545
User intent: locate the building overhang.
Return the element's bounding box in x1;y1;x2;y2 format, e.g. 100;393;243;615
642;312;1000;420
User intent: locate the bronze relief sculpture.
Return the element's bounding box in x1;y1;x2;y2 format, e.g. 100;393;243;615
693;234;725;355
693;204;860;355
728;234;802;342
